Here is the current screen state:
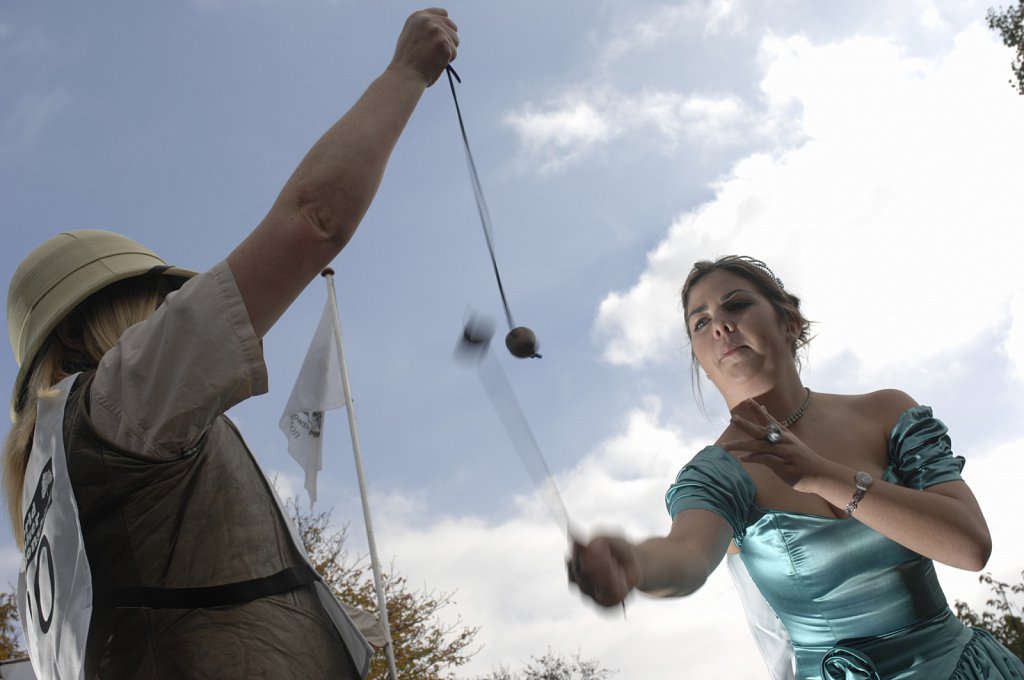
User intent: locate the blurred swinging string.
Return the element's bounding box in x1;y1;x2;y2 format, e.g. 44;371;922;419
481;350;570;532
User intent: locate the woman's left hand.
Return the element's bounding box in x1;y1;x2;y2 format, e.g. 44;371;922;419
723;399;834;492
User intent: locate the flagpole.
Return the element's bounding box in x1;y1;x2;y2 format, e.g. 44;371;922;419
321;268;400;680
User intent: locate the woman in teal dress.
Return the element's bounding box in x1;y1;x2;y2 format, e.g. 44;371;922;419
567;255;1024;680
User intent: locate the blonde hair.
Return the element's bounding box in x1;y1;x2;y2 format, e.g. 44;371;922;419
3;276;171;547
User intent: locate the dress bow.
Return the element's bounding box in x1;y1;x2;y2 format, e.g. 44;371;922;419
820;645;880;680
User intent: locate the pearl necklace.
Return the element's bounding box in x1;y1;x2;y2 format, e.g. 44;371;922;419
780;388;812;428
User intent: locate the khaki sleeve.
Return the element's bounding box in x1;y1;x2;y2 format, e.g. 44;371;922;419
90;260;269;457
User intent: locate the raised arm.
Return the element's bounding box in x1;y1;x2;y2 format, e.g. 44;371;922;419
227;8;459;338
568;508;733;607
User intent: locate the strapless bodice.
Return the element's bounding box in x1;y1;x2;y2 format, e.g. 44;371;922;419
740;508;948;649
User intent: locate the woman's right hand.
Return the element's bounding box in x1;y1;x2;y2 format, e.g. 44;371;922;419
567;536;643;607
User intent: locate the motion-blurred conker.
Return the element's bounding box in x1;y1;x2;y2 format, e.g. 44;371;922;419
462;316;495;345
455;315;496;361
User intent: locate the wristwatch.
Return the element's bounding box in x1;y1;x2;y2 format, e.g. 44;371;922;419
845;471;873;517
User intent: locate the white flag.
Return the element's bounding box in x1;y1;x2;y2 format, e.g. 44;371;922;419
279;297;347;505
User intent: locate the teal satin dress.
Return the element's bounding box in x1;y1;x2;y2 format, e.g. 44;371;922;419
666;406;1024;680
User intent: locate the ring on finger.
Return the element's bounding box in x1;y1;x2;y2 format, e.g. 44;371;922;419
765;423;783;444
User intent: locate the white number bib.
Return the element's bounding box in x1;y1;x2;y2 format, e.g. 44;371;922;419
18;375;92;680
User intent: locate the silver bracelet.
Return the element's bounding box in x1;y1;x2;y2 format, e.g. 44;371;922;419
845;471;874;517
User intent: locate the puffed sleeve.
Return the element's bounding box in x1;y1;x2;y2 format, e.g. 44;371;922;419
665;446;755;540
888;405;965;489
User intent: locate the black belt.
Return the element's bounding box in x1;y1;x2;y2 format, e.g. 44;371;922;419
93;564;319;609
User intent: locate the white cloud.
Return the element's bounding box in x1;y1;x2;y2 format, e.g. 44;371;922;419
595;275;682;367
629;91;748;147
505;89;752;173
559;396;696;534
504;99;614;174
1006;291;1024;382
914;0;951;31
594;23;1024;373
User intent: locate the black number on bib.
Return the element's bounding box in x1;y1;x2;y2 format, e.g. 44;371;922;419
32;535;56;634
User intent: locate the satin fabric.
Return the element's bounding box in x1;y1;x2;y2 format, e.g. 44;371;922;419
666;406;1024;680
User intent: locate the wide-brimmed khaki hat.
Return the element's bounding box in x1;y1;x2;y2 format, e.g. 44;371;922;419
7;229;197;419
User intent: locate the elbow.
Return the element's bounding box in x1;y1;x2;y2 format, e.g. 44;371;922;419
289;181;367;251
294;196;357;251
970;534;993;572
960;553;990;573
956;532;992;572
971;521;993;571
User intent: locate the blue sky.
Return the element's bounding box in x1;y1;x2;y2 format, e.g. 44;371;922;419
3;1;1023;677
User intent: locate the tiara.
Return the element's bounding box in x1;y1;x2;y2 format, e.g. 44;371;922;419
731;256;784;290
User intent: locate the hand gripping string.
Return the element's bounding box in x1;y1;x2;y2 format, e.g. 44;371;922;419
445;65;516;333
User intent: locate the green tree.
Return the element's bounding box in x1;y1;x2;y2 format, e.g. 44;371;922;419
987;0;1024;94
954;570;1024;661
0;589;24;661
290;501;479;680
474;649;616;680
